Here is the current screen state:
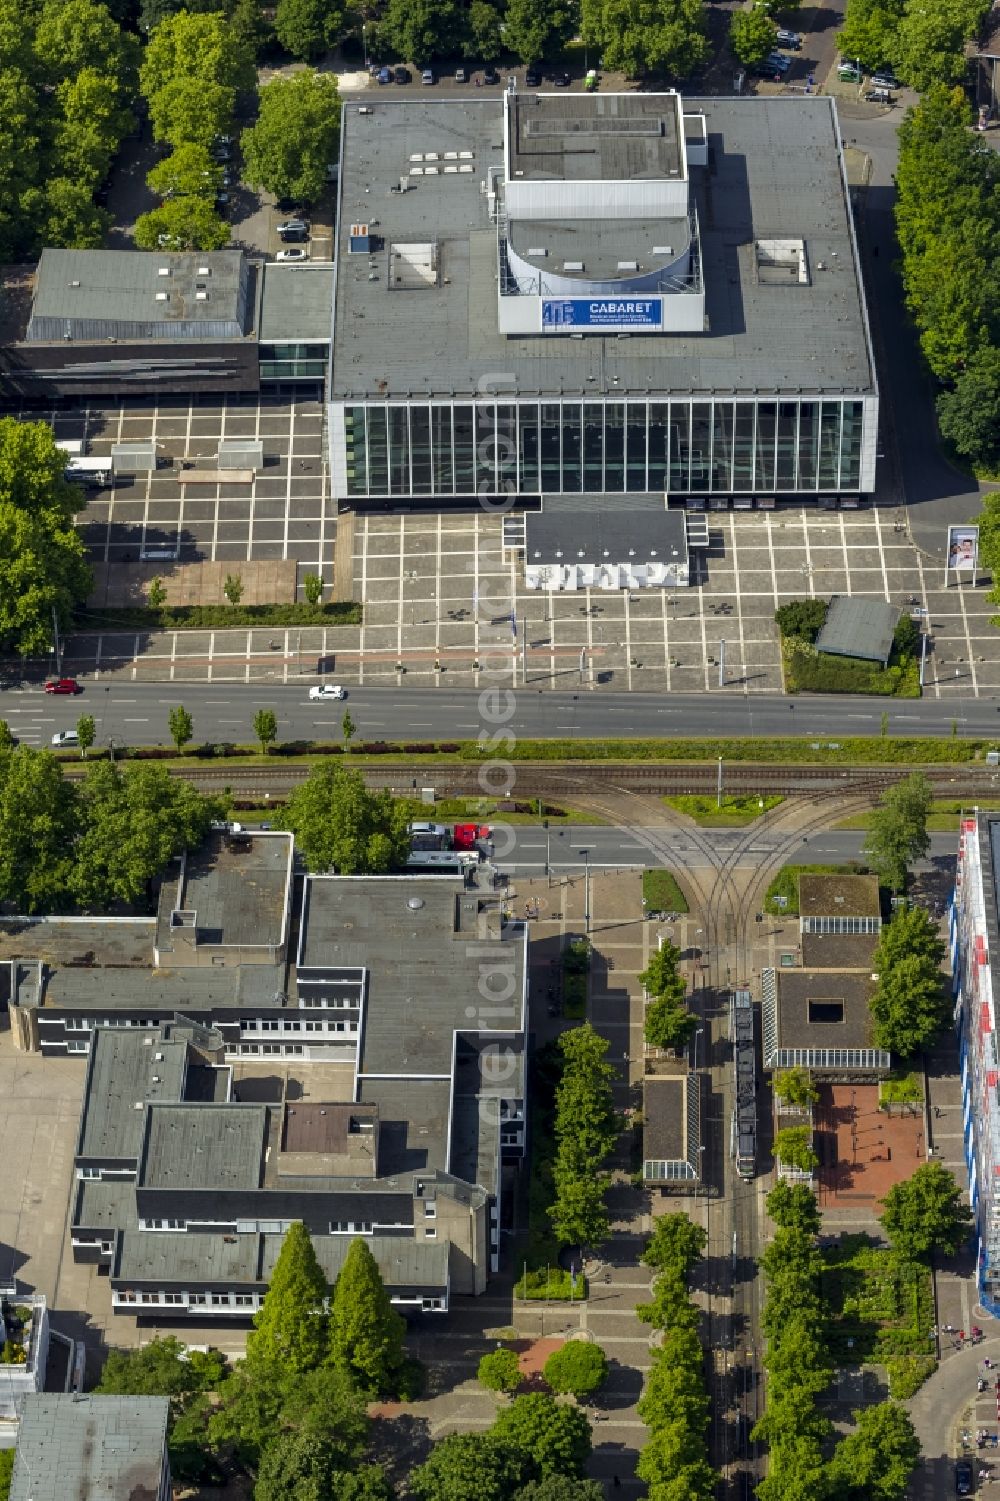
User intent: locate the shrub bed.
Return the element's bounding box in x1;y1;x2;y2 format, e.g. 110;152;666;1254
513;1267;588;1301
74;602;362;631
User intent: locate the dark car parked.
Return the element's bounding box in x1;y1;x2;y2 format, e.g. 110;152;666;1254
394;65;411;83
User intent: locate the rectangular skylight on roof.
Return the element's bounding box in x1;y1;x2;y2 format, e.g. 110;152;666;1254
157;267;170;276
155;292;169;301
563;261;584;272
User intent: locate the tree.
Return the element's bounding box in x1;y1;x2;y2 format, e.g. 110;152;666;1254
377;0;467;62
754;1434;831;1501
492;1395;592;1480
0;722;14;752
641;1212;706;1279
543;1341;608;1400
246;1222;329;1376
635;1267;701;1332
0;750;78;912
254;1433;348;1501
503;0;577;62
134;196;230;251
76;714;96;758
96;1336;227;1399
894;0;987;91
71;762;224;909
639;939;685;999
168;706;193;753
554;1025;619;1162
303;572;323;606
141;9;255;100
148;576;167;608
765;1182;821;1237
863;773;933;891
147;142;222;200
879;1160;972;1260
410;1433;535;1501
730;8;777;64
645;992;698;1052
870;951;946;1057
328;1238;407;1396
146;75;236;148
549;1164;610;1250
274;0;345;59
224;572;243;605
333;1468;395;1501
837;0;904;73
773;1066;819;1110
229;0;271;59
0;1449;13;1501
254;708;278;756
827;1401;921;1501
469;0;504;59
0;418;92;657
637;1332;710;1433
342;711;356;752
241;70;340;206
979;490;1000;584
593;0;709;79
774;599;828;642
285;763;411;873
34;0;137;83
773;1127;817;1175
479;1348;522;1394
514;1481;604;1501
937;344;1000;464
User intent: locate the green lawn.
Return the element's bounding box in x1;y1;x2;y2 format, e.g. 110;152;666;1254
879;1069;924;1106
763;862;867;916
642;868;689;914
835;799;1000;832
663;793;784;826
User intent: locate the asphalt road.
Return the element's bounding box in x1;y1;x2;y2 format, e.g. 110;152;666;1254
498;824;957;872
6;682;1000;749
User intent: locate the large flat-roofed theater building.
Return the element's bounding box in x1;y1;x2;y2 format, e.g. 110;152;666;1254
952;814;1000;1313
329;90;877;509
0;251;333;397
62;872;526;1318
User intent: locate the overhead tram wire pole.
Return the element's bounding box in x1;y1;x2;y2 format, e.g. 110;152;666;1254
580;847;591;936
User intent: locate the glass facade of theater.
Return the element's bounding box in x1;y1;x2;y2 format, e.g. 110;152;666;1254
338;396;869;499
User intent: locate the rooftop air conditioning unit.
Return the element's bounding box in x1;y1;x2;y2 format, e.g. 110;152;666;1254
350;223;369;238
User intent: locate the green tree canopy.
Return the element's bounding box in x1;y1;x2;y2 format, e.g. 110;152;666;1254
469;0;504;58
869;904;946;1057
639;939;686;1000
242;70;340;207
147;141;222;200
773;1067;818;1109
253;1433;347;1501
645;993;698;1052
773;1127;818;1175
641;1212;707;1279
328;1237;407;1396
0;418;92;656
71;762;224;908
514;1481;605;1501
96;1336;226;1399
376;0;467;63
554;1024;619;1162
274;0;345;58
837;0;904;72
168;705;194;752
862;772;933;891
594;0;709;78
0;749;78;912
894;0;988;91
285;762;411;873
937;344;1000;463
410;1432;535;1501
134;195;230;250
729;8;777;64
478;1348;522;1394
542;1340;608;1399
492;1395;592;1480
765;1182;821;1236
246;1221;330;1376
147;75;235;148
34;0;137;82
827;1401;921;1501
502;0;578;63
254;708;278;756
141;9;255;99
774;599;828;642
879;1160;972;1260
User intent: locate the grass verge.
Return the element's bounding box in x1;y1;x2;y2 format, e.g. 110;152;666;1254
835;799;1000;832
663;793;784;826
782;640;921;698
642;869;689;914
763;861;866;916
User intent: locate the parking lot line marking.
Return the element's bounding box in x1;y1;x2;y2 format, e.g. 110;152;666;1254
955;579;980;697
873;508;892;603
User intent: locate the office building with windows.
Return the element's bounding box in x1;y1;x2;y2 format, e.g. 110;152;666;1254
329;90;877;511
952;813;1000;1314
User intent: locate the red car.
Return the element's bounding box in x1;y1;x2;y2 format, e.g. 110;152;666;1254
44;678;82;695
453;823;492;851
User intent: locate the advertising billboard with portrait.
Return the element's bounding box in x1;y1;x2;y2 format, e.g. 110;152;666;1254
947;526;979;573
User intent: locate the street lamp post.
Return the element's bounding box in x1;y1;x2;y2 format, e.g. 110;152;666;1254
580;847;591;935
716;755;723;810
543;819;551;886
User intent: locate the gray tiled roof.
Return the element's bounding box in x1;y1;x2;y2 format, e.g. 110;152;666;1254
10;1394;168;1501
266;1232;449;1291
331;93;874;403
643;1074;688;1163
816;595;900;665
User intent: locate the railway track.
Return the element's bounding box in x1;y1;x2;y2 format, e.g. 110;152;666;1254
60;757;1000;800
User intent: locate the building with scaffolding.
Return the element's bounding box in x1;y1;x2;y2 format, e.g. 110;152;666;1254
952;812;1000;1314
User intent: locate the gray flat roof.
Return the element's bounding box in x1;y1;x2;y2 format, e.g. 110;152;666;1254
300;877;525;1077
331;94;874;402
74;1176;137;1233
115;1227;259;1284
269;1232;449;1292
800;931;879;970
78;1029;187;1160
138;1103;267;1190
358;1077;452;1175
27;249;252;343
799;873;881;919
643;1074;688;1162
775;969;874;1050
260;262;335;342
507;92;684;182
816;595;899;665
156;830;293;957
10;1394;169;1501
526;506;687;564
0;917;153;967
42;963;284;1011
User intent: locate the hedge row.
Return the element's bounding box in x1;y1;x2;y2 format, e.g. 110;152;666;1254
72;602;362;631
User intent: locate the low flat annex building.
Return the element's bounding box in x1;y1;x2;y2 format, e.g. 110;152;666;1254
330;90;877;510
9;1395;171;1501
66;874;527;1317
0;251;333;398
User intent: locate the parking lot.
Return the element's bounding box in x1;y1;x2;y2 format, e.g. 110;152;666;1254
0;395;333;577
